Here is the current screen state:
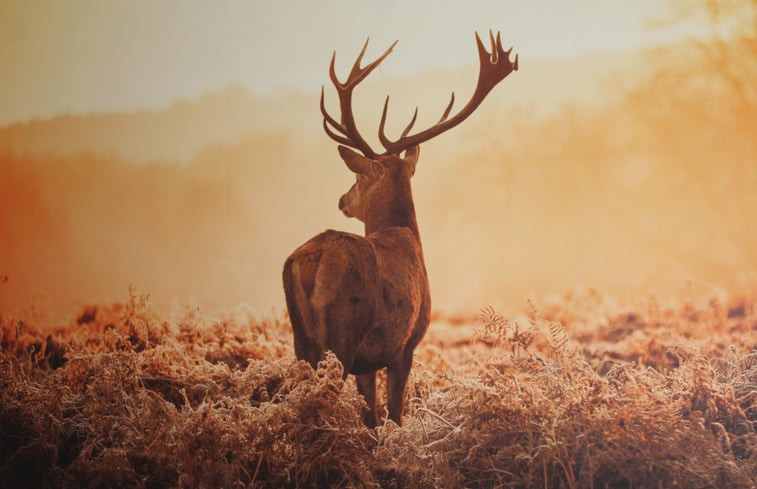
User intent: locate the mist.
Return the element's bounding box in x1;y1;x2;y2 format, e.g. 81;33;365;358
1;37;755;322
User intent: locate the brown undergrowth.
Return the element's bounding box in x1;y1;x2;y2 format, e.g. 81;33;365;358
1;288;756;488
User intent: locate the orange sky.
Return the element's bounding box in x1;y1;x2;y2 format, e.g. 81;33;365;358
0;0;708;126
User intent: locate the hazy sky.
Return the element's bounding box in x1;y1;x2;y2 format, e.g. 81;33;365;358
1;0;699;126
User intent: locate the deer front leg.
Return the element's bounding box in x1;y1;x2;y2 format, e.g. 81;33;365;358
356;372;378;428
386;351;414;426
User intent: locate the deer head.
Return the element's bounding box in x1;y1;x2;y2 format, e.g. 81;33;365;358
322;30;518;235
337;145;420;231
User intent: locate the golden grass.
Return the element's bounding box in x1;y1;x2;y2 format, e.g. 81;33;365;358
1;288;755;488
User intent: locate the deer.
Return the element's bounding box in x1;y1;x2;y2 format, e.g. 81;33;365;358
283;31;518;427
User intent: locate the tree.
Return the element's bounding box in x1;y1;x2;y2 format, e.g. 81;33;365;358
616;0;757;281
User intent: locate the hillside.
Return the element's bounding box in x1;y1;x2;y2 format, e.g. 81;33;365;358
0;85;314;163
0;51;639;163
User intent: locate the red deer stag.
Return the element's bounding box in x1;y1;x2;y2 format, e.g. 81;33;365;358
283;31;518;427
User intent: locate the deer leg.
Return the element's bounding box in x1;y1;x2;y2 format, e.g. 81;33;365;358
291;333;322;369
356;372;378;428
386;351;414;426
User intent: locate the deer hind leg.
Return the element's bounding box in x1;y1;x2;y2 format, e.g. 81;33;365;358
356;372;378;428
386;350;414;426
283;256;324;369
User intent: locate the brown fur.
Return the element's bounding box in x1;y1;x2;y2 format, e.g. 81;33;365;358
283;148;430;427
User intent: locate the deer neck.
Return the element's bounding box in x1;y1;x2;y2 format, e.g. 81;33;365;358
364;179;420;240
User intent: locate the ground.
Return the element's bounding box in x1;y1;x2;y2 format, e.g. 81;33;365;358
1;288;756;488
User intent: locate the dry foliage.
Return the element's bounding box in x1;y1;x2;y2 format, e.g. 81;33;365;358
1;288;756;488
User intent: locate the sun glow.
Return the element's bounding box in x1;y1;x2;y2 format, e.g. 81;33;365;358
1;0;754;319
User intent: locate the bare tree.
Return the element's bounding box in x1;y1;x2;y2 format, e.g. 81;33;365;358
617;0;757;272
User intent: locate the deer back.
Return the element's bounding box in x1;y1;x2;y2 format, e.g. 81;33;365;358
284;226;428;373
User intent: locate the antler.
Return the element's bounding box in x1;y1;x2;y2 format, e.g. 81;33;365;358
320;38;397;159
378;30;518;155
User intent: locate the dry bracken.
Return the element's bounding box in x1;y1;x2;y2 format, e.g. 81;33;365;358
1;288;756;488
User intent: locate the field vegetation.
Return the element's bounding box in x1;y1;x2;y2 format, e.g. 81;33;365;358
1;288;755;488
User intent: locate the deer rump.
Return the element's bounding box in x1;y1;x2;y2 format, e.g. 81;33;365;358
283;228;429;376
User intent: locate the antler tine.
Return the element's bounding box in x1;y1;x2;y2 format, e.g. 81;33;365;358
378;30;517;155
495;31;519;71
328;50;341;87
348;38;371;83
489;30;498;62
321;88;355;147
378;97;420;148
320;87;348;141
401;107;418;138
379;90;458;150
438;93;455;123
378;96;393;149
321;39;398;158
379;90;456;149
350;39;397;86
475;31;489;63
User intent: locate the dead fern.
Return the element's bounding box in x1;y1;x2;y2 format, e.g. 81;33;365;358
1;292;756;488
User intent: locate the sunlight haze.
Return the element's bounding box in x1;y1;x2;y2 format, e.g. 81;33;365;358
2;0;753;320
1;0;703;125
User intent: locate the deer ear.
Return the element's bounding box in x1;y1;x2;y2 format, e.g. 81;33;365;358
404;145;420;174
338;145;372;174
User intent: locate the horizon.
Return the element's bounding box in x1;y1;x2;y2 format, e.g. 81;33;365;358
0;50;629;128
